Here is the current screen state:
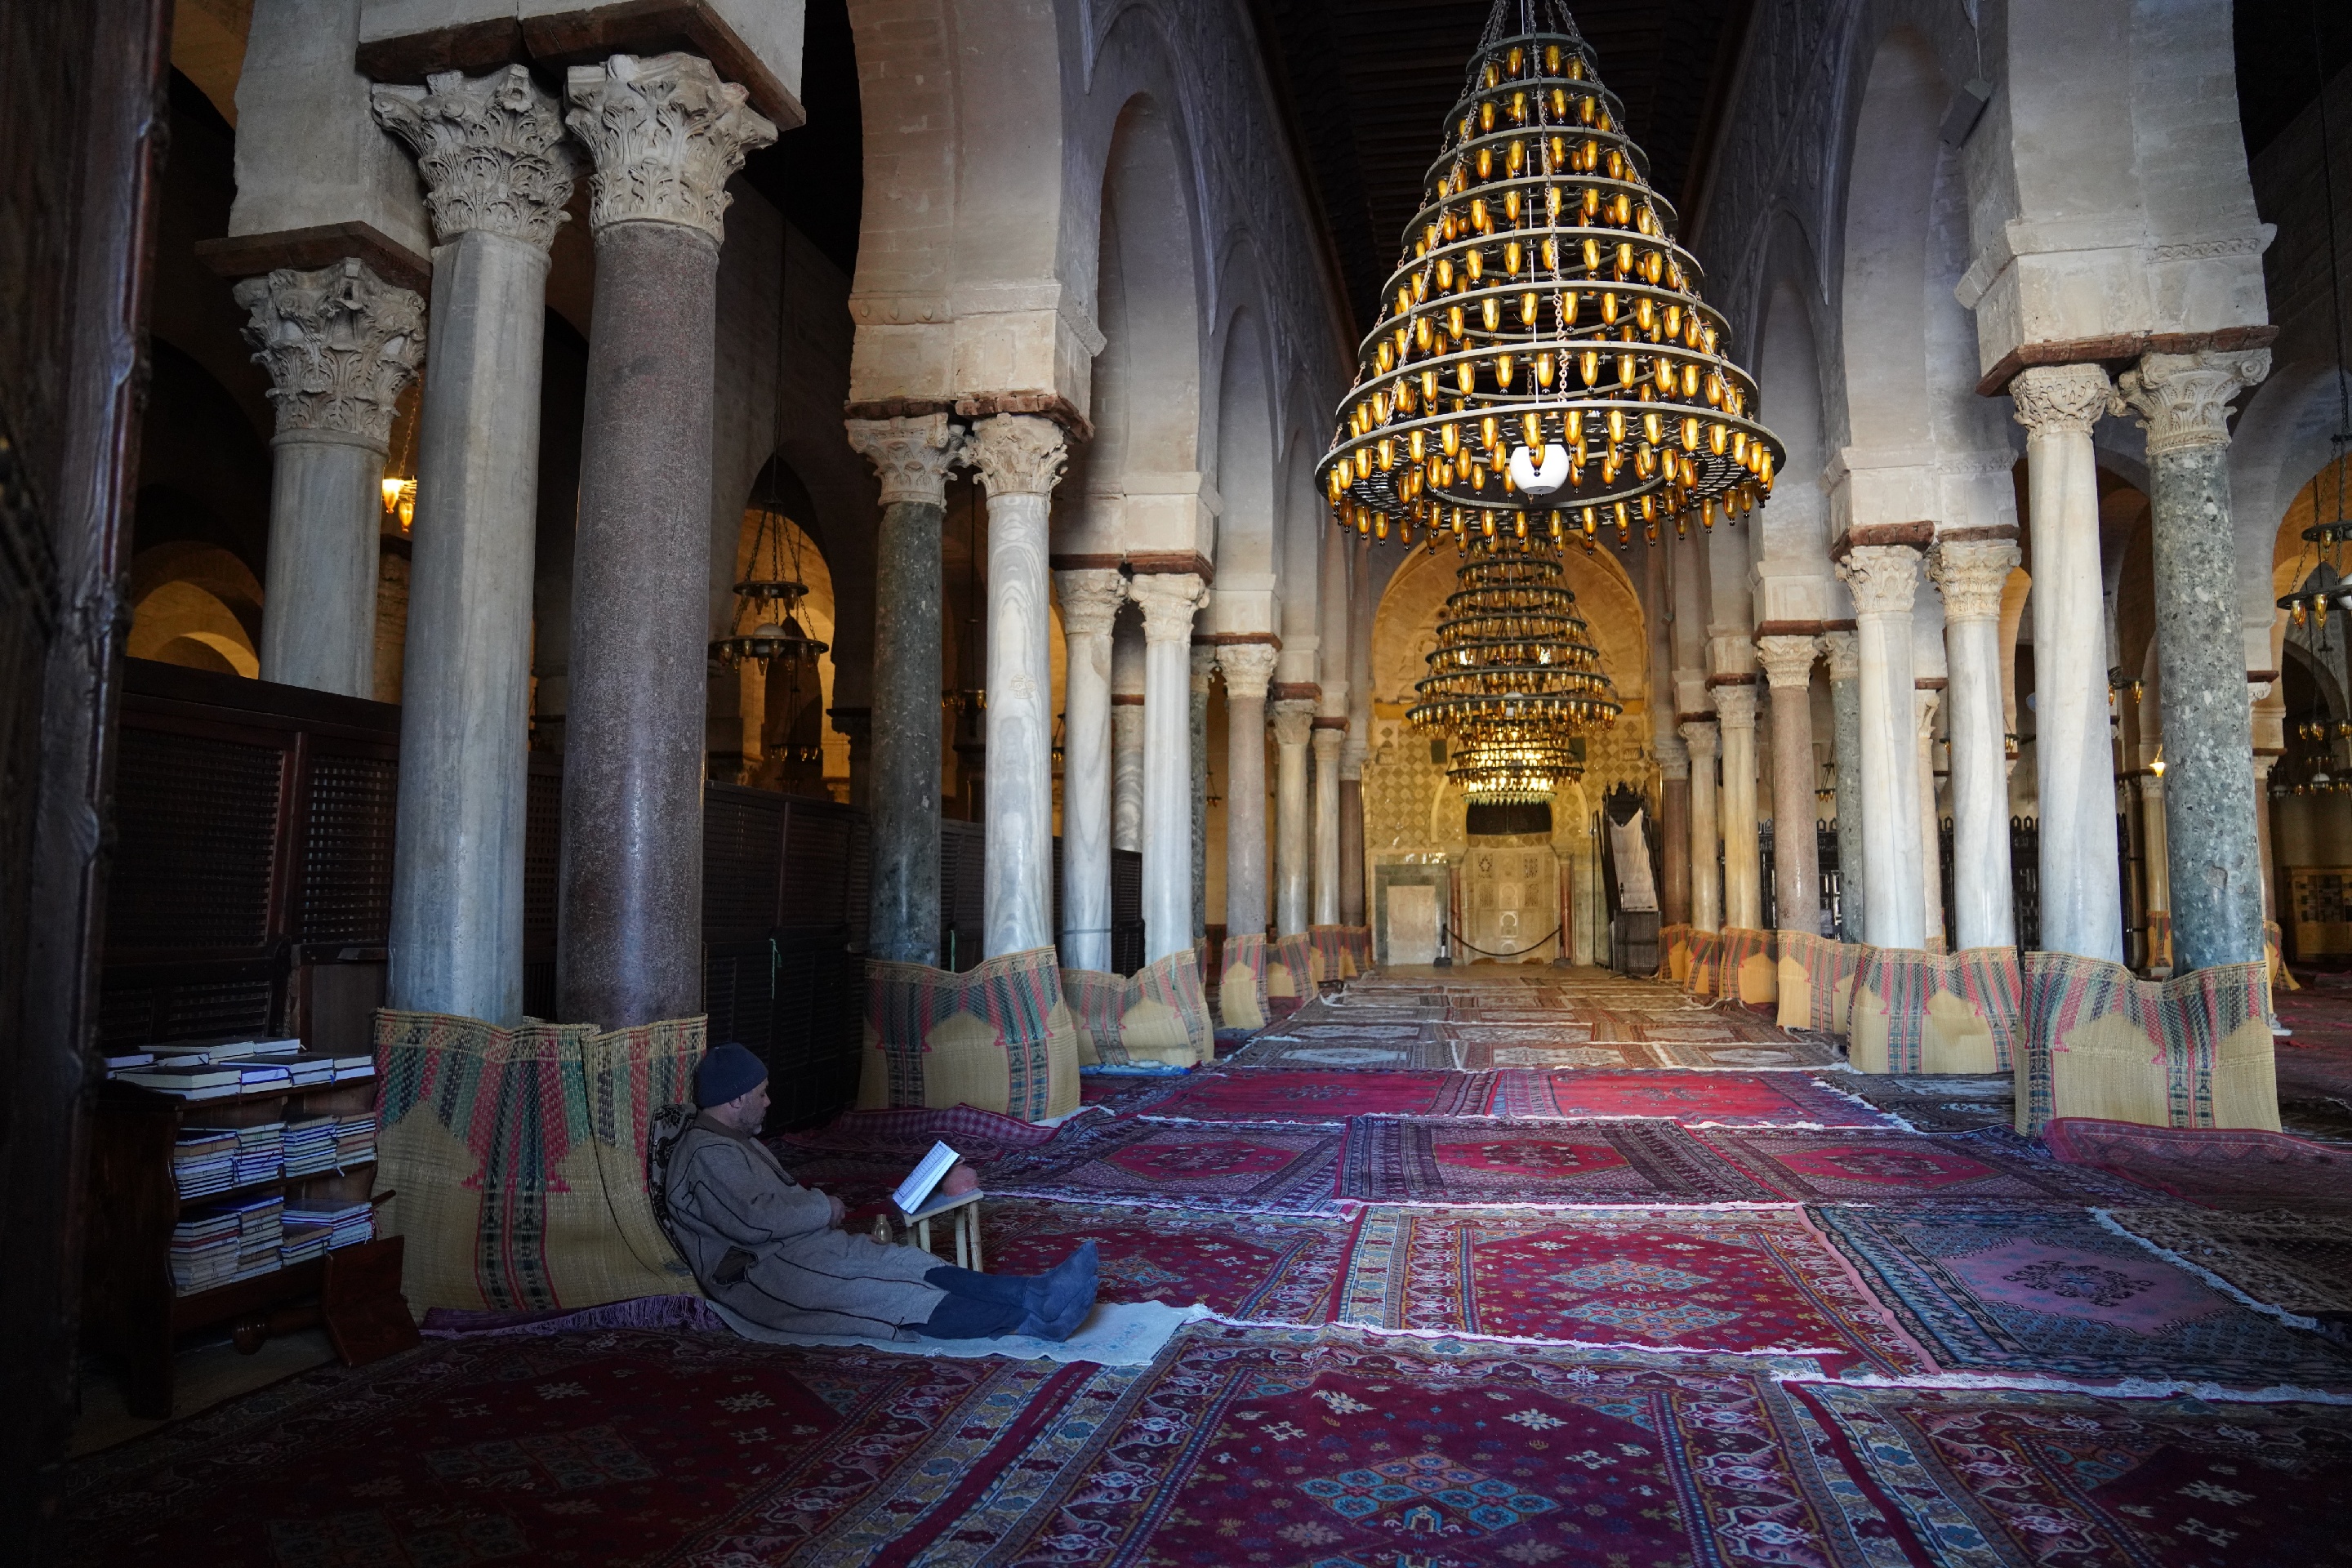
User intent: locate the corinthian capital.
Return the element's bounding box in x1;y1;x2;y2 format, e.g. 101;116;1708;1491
1191;645;1217;692
373;66;577;250
846;413;961;507
1926;537;2020;624
1820;630;1860;681
1678;719;1719;762
232;258;425;449
1269;699;1317;747
1218;643;1279;702
2009;363;2113;435
1713;684;1757;729
1655;733;1690;781
1753;635;1820;691
564;54;777;243
2113;350;2272;458
965;414;1069;497
1129;572;1208;644
1837;544;1922;619
1054;568;1126;638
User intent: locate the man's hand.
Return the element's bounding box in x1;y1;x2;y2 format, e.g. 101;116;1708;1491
826;1192;845;1227
940;1161;979;1197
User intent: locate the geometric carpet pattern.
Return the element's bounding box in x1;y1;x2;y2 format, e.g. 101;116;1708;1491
74;967;2352;1568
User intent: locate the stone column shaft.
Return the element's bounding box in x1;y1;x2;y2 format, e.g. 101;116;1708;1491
2116;349;2273;972
1824;630;1864;941
1272;698;1316;934
1221;645;1278;938
2140;775;2171;957
555;52;774;1027
1916;687;1945;947
1715;684;1761;929
1111;617;1144;854
1130;573;1207;962
2254;751;2280;925
1837;547;1926;950
1312;725;1344;925
374;65;576;1026
2013;363;2124;963
850;416;960;963
1756;637;1821;934
1928;541;2020;950
1681;719;1722;931
1192;645;1213;940
966;414;1068;958
1656;735;1690;926
235;258;425;697
1343;532;1374;927
1054;569;1124;971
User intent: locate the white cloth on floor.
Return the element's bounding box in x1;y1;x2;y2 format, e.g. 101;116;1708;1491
703;1296;1211;1366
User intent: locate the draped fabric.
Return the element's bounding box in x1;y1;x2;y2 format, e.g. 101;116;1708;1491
1775;931;1863;1036
1847;947;2022;1075
1218;932;1270;1031
1715;927;1776;1004
2017;952;2276;1134
374;1009;703;1312
858;947;1081;1121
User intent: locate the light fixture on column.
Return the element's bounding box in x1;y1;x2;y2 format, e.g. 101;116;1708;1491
1315;0;1784;553
710;500;828;779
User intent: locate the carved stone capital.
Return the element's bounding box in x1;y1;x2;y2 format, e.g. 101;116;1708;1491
1340;735;1369;777
1218;642;1280;701
564;53;777;243
1753;635;1820;691
2113;349;2272;458
1713;684;1757;729
1269;698;1317;747
232;258;425;449
1679;719;1719;762
1190;644;1217;690
1129;572;1208;645
2009;362;2114;436
373;65;578;250
1820;630;1860;682
1054;567;1126;638
1836;544;1923;619
1926;537;2020;624
846;412;961;507
1655;733;1690;780
1914;687;1942;728
1312;727;1344;760
964;414;1068;497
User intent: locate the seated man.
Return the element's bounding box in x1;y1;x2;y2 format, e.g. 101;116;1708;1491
665;1041;1097;1342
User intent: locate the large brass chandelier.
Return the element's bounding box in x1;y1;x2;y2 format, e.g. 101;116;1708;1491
1411;546;1619;801
1317;0;1782;553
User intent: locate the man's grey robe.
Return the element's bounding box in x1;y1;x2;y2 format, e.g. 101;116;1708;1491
666;1113;947;1337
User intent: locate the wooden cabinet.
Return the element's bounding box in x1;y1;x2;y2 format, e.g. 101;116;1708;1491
2287;866;2352;960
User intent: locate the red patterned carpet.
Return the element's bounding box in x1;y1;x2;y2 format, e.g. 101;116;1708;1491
76;968;2352;1567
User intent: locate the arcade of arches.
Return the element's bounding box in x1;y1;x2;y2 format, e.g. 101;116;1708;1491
14;0;2352;1558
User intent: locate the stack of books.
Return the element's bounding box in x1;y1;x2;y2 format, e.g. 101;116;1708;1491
225;1195;286;1281
111;1062;247;1101
235;1052;335;1089
171;1130;238;1199
278;1220;332;1266
229;1122;285;1186
168;1209;243;1294
280;1114;340;1177
327;1050;376;1083
333;1113;377;1167
283;1200;374;1252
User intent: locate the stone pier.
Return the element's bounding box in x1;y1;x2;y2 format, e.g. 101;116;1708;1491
1714;684;1760;929
1837;546;1925;950
1928;538;2019;949
1054;568;1125;971
1221;644;1278;941
1755;636;1820;934
1681;718;1721;932
1271;697;1316;936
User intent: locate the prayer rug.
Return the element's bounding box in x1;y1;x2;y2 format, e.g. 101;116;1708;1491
2276;1037;2352;1101
1220;1028;1459;1071
1794;1381;2352;1567
60;1325;1131;1568
2042;1116;2352;1214
1811;1205;2352;1385
1335;1205;1934;1374
1490;1068;1897;1126
2100;1208;2352;1332
976;1199;1353;1322
1123;1068;1492;1124
1704;1125;2154;1205
1337;1115;1780;1204
1079;1072;1181;1115
2284;1093;2352;1143
1648;1036;1847;1068
2018;951;2277;1134
1829;1072;2019;1132
988;1117;1342;1212
1445;1026;1662;1070
983;1322;1916;1567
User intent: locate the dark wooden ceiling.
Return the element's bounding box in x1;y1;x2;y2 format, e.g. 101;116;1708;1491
1251;0;1753;340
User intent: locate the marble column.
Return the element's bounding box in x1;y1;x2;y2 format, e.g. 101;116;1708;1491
373;66;577;1025
1312;724;1344;925
1221;645;1278;939
1272;699;1316;934
2139;773;2171;969
1191;644;1214;941
1656;734;1690;925
1130;573;1208;962
1928;539;2020;950
846;416;960;963
234;259;425;697
1054;568;1125;972
1824;629;1865;942
2011;363;2124;964
1755;636;1821;935
1111;615;1144;853
1681;719;1722;931
1344;532;1374;927
2115;349;2273;973
529;323;587;750
1835;548;1926;950
2253;751;2280;926
1714;684;1761;929
1339;769;1366;927
554;53;774;1027
1916;687;1945;948
966;414;1069;958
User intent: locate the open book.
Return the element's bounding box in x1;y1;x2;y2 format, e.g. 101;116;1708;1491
892;1141;962;1215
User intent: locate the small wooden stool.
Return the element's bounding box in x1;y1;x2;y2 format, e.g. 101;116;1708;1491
899;1187;984;1271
